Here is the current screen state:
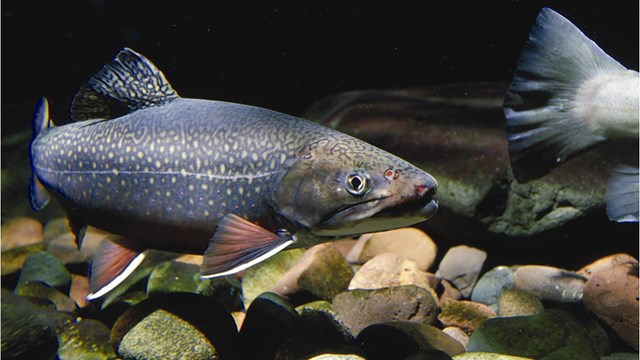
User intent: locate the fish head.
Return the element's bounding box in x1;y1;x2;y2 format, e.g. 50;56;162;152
272;138;438;237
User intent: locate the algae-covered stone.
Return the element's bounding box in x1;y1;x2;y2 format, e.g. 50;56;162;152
296;300;334;313
271;243;353;301
471;266;515;310
14;281;77;312
332;285;438;335
497;289;543;317
347;228;438;271
1;289;58;360
467;309;601;359
438;300;496;335
308;354;366;360
57;319;117;360
147;260;200;295
275;308;356;359
238;292;298;359
453;353;534;359
112;292;238;360
436;245;487;297
357;322;464;359
16;251;71;292
242;248;304;308
1;242;46;276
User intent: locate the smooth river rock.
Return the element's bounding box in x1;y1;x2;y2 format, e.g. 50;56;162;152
436;245;487;297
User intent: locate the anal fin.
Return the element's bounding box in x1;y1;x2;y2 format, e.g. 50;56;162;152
87;236;146;300
201;214;295;278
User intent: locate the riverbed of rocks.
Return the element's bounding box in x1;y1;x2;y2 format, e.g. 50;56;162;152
1;215;638;359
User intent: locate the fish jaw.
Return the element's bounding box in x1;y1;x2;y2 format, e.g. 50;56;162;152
312;177;438;236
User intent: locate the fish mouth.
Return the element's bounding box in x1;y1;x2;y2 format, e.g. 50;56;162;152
313;188;438;236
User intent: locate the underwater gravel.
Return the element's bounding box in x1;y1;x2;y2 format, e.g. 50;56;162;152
1;217;638;359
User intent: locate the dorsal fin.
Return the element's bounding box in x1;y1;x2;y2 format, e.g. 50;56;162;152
70;48;179;121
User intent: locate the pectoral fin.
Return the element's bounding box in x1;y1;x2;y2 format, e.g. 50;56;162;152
86;236;146;301
201;214;295;278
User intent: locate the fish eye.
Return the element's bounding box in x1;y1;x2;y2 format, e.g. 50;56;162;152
346;173;368;196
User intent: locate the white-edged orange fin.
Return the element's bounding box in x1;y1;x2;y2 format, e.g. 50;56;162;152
86;236;146;301
201;214;294;278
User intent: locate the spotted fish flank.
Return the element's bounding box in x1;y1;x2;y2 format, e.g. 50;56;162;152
30;48;438;300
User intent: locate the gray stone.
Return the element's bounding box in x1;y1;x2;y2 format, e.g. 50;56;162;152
332;285;438;335
513;265;585;302
471;266;515;310
57;319;117;360
497;289;544;317
242;248;304;309
112;292;238;360
438;300;496;335
271;243;353;301
436;245;487;297
347;227;437;271
16;251;71;293
1;289;58;360
348;253;436;294
357;322;464;359
303;84;621;238
467;309;601;359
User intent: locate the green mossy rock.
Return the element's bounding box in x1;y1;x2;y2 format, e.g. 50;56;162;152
467;309;601;360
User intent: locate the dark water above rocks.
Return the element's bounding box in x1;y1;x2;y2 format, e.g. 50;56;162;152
2;2;639;359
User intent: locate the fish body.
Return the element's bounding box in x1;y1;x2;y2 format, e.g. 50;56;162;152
503;8;639;222
30;49;438;299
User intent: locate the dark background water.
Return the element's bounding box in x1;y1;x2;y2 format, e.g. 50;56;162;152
2;0;638;131
2;1;639;269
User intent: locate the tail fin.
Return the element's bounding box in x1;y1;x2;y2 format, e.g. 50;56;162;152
29;97;52;210
605;165;639;223
503;8;626;182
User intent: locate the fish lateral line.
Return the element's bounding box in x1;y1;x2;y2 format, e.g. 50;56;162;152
32;165;281;181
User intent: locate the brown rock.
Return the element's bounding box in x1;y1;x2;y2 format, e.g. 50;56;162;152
442;326;469;349
332;239;358;259
70;274;89;308
582;254;639;350
438;300;496;335
332;285;438;335
271;243;353;301
1;217;44;251
439;279;462;304
347;228;437;271
45;226;110;264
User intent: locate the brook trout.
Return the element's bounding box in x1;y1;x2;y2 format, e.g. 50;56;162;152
29;48;438;300
503;8;639;222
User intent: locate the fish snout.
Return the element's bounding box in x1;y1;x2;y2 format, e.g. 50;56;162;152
415;174;438;218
